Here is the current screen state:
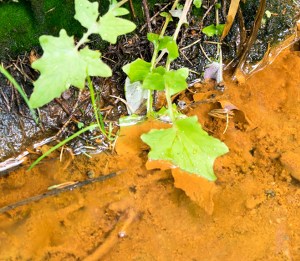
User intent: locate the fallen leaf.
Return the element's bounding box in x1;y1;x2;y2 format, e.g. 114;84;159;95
221;0;241;40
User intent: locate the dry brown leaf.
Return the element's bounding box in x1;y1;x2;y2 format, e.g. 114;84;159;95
221;0;241;41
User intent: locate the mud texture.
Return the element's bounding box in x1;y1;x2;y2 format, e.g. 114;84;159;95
0;45;299;260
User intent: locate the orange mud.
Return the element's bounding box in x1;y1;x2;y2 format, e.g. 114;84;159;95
1;48;300;260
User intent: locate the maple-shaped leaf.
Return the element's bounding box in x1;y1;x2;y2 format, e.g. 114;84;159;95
74;0;99;31
141;116;228;181
29;29;112;108
98;7;136;44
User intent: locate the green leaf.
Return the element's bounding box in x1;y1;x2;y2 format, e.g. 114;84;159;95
202;24;225;37
215;3;221;9
216;24;225;35
74;0;99;31
164;68;189;95
119;114;146;126
202;24;217;37
193;0;202;8
98;12;136;44
143;72;165;91
147;33;160;48
79;47;112;77
158;36;179;61
122;58;151;82
29;29;111;108
141;116;229;181
111;7;129;16
160;11;173;20
152;66;166;75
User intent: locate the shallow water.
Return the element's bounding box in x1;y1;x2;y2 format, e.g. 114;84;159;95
0;48;300;260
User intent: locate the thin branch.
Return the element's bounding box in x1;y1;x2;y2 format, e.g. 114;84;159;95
0;172;118;214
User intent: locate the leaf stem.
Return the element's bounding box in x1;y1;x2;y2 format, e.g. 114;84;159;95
165;85;174;122
87;75;106;135
111;0;129;10
75;26;95;50
172;0;193;41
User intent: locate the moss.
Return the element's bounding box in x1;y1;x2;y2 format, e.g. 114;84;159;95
0;0;84;58
0;3;38;57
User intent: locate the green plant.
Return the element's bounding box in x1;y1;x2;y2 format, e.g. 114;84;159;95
27;0;136;168
29;0;135;108
122;0;228;181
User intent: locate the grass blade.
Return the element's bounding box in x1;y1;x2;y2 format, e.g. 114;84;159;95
0;64;39;124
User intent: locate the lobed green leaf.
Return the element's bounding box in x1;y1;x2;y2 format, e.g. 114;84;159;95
29;29;111;108
98;12;136;44
74;0;99;31
141;116;229;181
147;33;160;48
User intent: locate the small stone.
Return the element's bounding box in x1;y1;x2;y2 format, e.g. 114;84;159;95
87;170;95;179
280;151;300;181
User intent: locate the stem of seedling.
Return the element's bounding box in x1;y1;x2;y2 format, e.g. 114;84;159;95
172;0;193;40
87;75;106;134
75;26;95;50
111;0;129;9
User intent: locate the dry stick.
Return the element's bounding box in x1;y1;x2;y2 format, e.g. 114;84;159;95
179;0;218;52
142;0;152;32
237;5;247;56
139;3;171;32
54;98;71;115
156;0;192;64
129;0;136;18
84;208;137;261
0;172;117;214
55;90;83;139
234;0;266;76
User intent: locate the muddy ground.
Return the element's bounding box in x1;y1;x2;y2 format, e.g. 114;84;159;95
0;43;299;260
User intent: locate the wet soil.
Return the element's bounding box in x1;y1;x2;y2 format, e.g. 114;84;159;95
0;47;300;260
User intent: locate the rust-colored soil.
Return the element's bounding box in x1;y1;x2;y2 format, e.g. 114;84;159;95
0;49;300;260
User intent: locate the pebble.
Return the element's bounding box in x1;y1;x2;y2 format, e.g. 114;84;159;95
280;151;300;181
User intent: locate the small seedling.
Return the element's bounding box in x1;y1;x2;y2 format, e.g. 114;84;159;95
122;0;228;181
28;0;136;168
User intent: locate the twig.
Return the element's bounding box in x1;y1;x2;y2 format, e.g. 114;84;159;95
84;208;137;260
55;90;83;138
234;0;266;75
0;172;117;214
199;43;212;62
142;0;152;32
129;0;136;18
139;3;171;32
